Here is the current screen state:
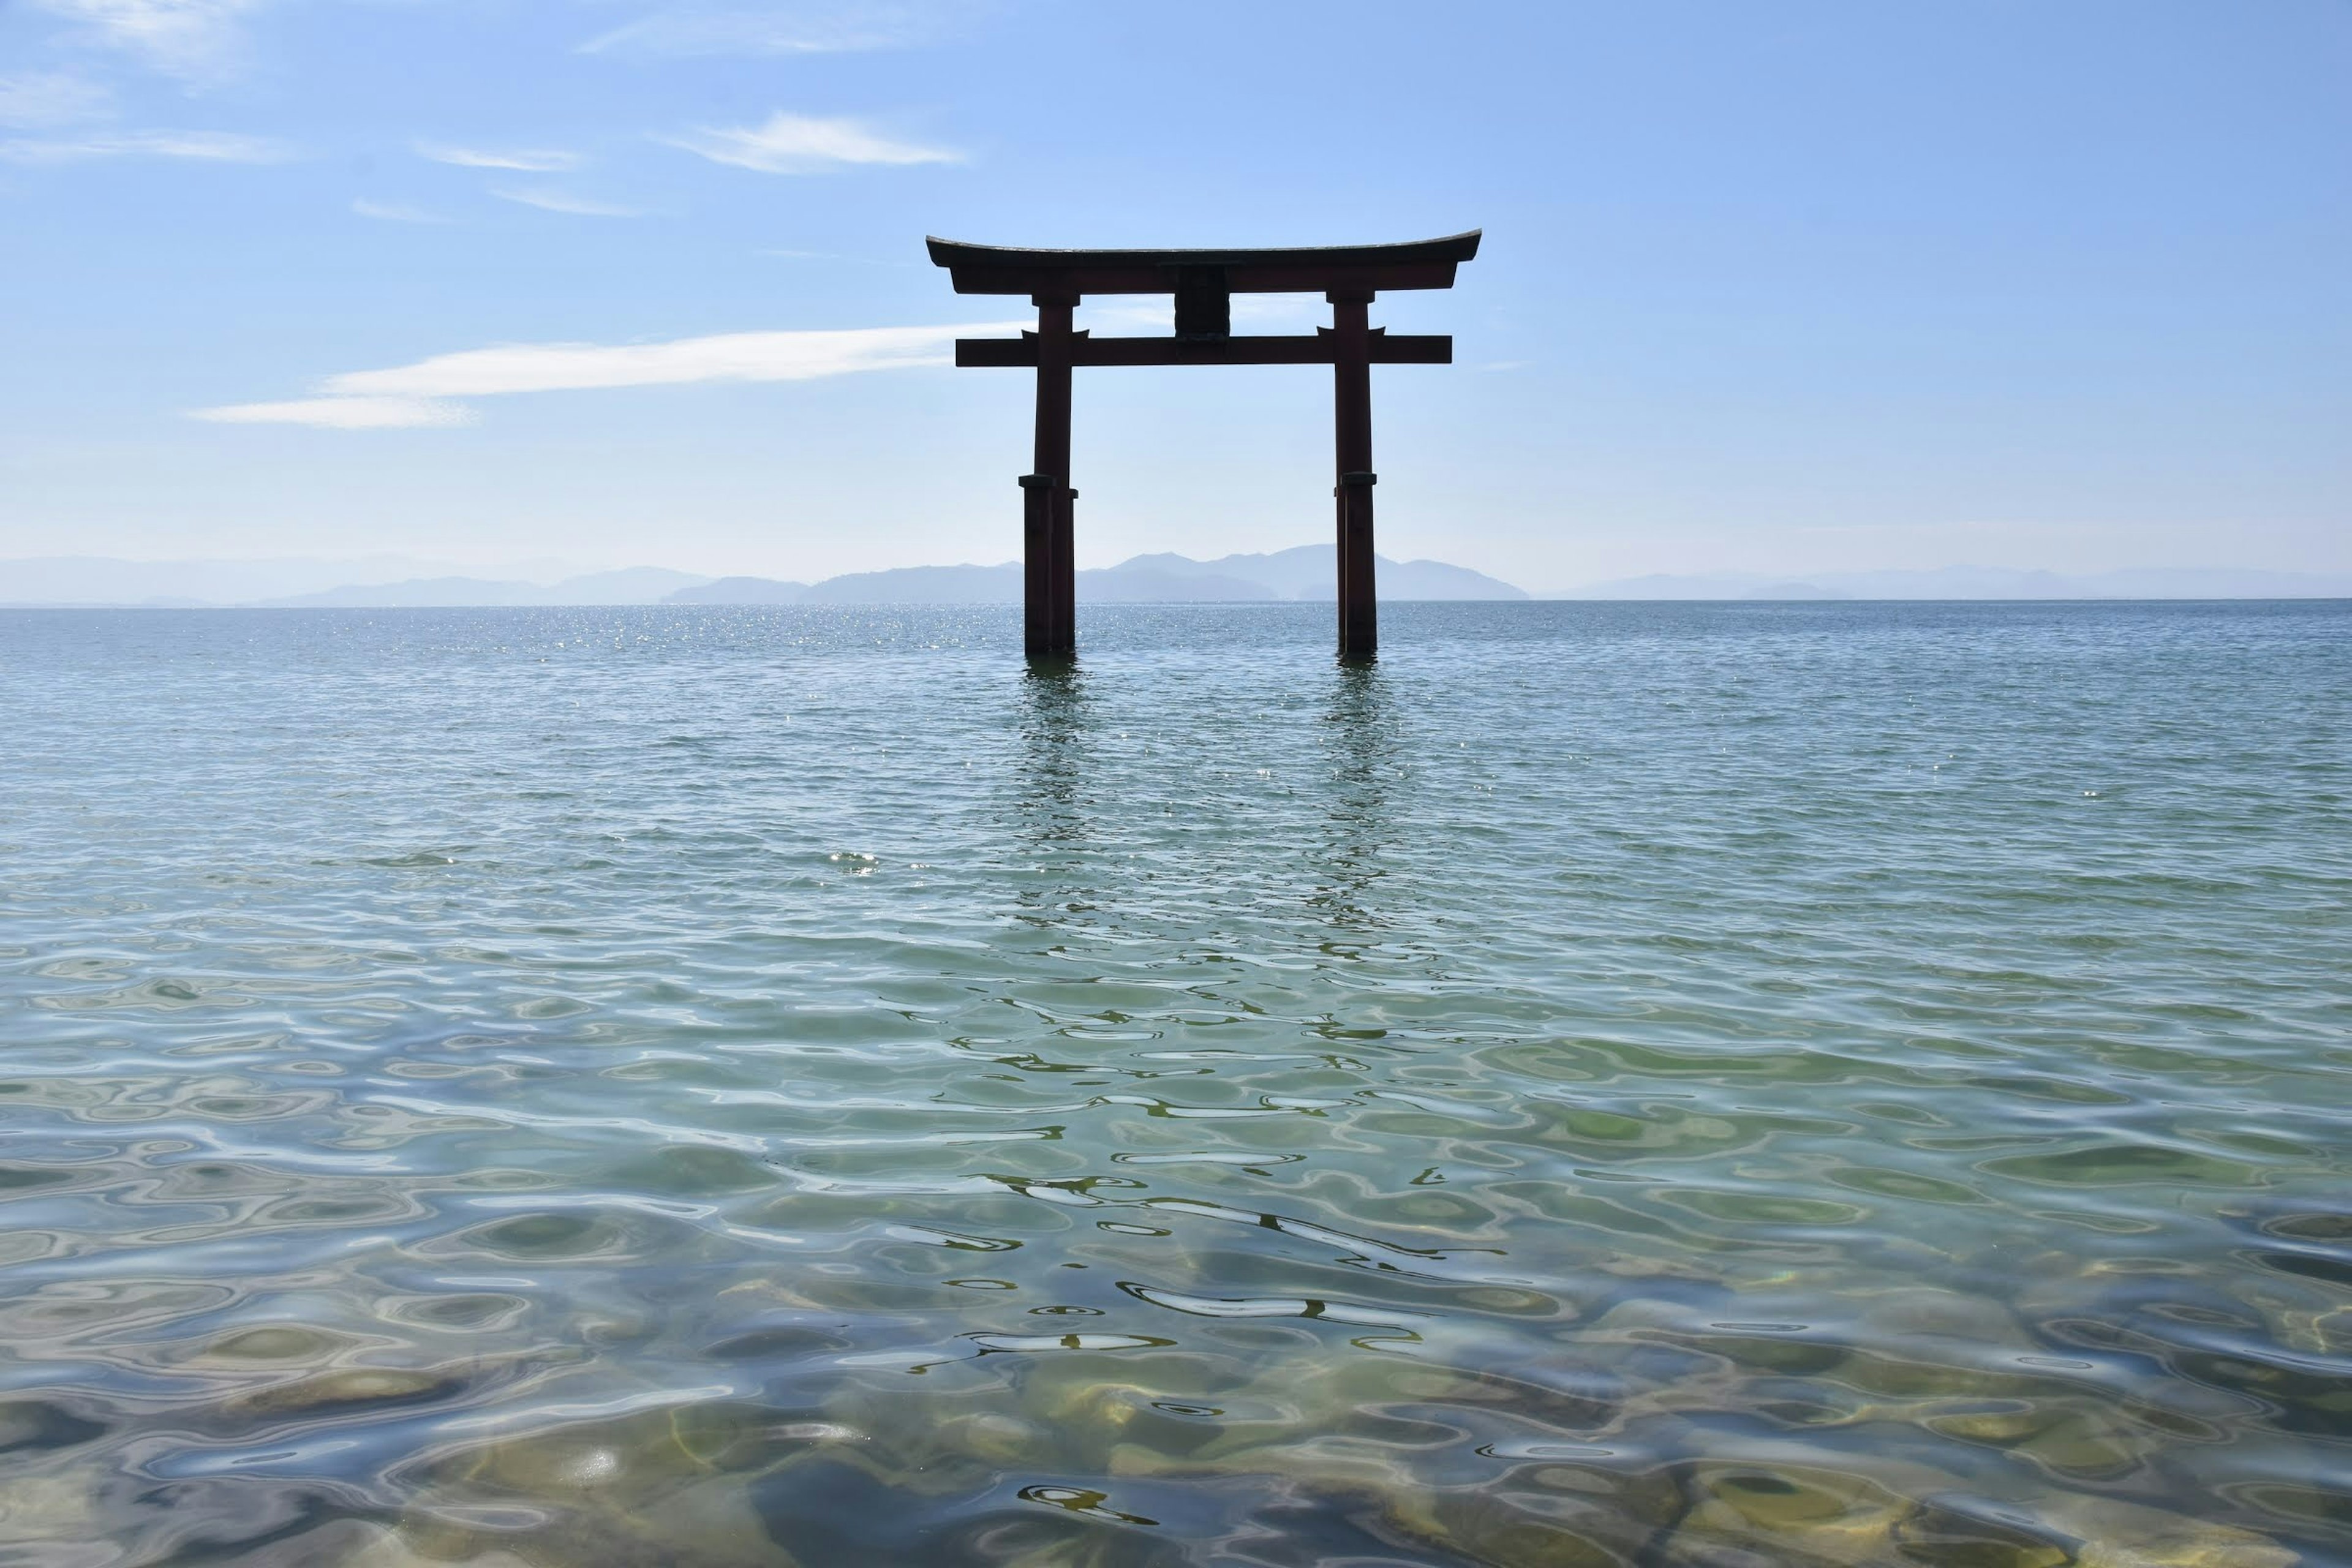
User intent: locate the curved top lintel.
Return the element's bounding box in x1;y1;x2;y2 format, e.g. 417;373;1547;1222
926;231;1480;295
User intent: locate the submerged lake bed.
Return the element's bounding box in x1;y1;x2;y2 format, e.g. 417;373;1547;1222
1;600;2346;1566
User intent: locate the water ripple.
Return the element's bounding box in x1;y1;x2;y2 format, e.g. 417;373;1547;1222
1;601;2345;1566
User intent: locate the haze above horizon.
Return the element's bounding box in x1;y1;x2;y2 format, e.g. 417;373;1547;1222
3;1;2345;586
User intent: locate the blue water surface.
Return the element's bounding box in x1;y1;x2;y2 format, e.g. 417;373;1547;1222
1;601;2347;1566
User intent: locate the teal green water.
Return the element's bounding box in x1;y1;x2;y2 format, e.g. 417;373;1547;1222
1;601;2346;1567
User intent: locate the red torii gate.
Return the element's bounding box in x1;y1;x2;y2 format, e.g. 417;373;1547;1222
929;231;1481;660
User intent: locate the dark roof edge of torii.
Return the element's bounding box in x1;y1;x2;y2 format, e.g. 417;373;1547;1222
927;230;1480;296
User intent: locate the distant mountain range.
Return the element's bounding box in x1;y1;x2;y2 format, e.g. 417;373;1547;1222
0;549;1526;607
5;554;2347;608
1556;566;2352;600
670;548;1525;605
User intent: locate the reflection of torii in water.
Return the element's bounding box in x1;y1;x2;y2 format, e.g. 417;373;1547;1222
932;232;1482;663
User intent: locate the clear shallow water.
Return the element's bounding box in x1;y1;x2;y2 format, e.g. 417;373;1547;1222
1;600;2347;1567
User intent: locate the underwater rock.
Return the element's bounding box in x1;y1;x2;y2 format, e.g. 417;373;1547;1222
753;1452;1018;1568
1921;1400;2148;1480
702;1324;853;1363
1885;1488;2302;1568
0;1398;107;1455
1999;1412;2147;1481
1661;1464;1907;1567
1890;1492;2076;1567
1025;1374;1166;1442
1822;1342;2064;1405
1383;1482;1639;1568
224;1366;462;1420
603;1143;776;1195
0;1474;104;1550
459;1211;625;1261
2040;1494;2299;1568
1852;1287;2030;1349
932;1409;1046;1468
307;1521;537;1567
1923;1407;2050;1447
1003;1352;1249;1471
396;1402;811;1567
202;1325;357;1362
1110;1444;1648;1568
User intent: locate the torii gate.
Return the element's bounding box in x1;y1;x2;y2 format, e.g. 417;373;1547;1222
930;231;1481;660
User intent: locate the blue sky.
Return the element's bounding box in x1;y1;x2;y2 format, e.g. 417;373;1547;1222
2;0;2345;589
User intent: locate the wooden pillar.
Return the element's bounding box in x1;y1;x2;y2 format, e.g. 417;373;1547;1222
1329;290;1377;660
1026;292;1078;658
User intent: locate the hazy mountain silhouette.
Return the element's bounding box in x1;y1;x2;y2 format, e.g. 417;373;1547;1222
666;576;812;605
1114;546;1526;600
797;564;1020;604
675;549;1526;605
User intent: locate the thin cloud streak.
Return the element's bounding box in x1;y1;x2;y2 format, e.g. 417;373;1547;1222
0;128;287;162
661;111;957;173
30;0;264;79
0;72;115;129
416;142;583;173
581;1;952;58
195;396;472;430
192;321;1024;428
491;187;642;217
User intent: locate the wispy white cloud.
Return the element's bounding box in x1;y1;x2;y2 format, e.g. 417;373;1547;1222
0;71;115;129
195;395;473;429
491;186;642;217
581;1;954;58
0;128;287;163
330;323;1011;395
660;110;957;174
352;198;450;224
191;320;1021;428
29;0;265;80
415;141;583;173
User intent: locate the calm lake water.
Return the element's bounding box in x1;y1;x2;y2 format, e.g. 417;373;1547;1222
2;600;2347;1567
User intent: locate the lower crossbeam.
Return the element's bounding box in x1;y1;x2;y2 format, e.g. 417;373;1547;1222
955;333;1451;369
